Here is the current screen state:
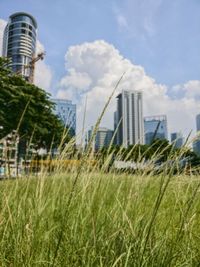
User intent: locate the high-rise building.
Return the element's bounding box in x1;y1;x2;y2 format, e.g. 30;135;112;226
52;99;76;136
115;90;144;147
86;127;113;151
144;115;168;145
193;114;200;155
3;12;37;81
196;114;200;131
171;132;184;148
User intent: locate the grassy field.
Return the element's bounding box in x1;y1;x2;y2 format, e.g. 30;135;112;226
0;170;200;266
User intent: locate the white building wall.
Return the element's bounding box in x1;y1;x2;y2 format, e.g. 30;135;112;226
116;90;144;147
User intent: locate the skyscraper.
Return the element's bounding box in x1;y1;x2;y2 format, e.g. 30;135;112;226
144;115;168;145
193;114;200;155
3;12;37;81
196;114;200;131
171;132;184;148
115;90;144;147
86;127;113;151
52;99;76;136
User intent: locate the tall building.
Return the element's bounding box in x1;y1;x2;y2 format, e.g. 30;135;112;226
115;90;144;147
196;114;200;131
144;115;168;145
86;127;113;151
52;99;76;136
193;114;200;155
171;132;184;148
3;12;37;81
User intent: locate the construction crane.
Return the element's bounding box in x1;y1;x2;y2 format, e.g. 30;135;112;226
15;52;45;84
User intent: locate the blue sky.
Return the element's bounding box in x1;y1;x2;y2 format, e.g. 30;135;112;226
1;0;200;136
1;0;200;88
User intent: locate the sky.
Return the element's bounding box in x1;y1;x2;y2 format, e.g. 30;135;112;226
1;0;200;140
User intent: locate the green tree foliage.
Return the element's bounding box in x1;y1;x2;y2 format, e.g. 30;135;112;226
0;57;70;150
99;138;200;170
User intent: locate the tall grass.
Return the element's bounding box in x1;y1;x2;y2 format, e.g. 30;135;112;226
1;75;200;266
1;171;200;266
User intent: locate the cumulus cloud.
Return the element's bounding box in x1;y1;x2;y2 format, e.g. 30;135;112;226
34;41;53;91
57;40;200;139
0;19;52;91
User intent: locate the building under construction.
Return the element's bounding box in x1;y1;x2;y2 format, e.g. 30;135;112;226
2;12;44;83
0;131;19;178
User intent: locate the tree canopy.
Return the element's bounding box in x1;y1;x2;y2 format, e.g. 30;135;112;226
0;57;70;150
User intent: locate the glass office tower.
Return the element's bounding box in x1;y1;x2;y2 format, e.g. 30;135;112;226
144;115;168;145
2;12;37;81
86;127;113;151
52;99;76;137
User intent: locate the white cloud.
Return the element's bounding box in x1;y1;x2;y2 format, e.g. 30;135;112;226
114;0;163;37
57;40;200;139
34;41;53;91
0;20;52;92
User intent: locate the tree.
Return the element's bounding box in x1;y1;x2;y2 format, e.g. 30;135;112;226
0;57;70;151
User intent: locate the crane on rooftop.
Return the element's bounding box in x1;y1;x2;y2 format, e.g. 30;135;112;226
15;52;45;84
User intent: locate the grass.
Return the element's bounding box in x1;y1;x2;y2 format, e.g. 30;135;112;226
0;171;200;266
2;74;200;266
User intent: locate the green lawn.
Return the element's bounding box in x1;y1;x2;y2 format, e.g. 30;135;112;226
0;172;200;266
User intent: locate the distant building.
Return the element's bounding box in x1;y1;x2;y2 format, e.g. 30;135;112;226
86;127;113;151
193;140;200;156
193;114;200;156
144;115;168;145
113;111;118;145
115;90;144;147
196;114;200;131
171;132;184;148
3;12;37;82
52;99;76;136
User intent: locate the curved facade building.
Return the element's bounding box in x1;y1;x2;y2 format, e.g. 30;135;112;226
2;12;37;81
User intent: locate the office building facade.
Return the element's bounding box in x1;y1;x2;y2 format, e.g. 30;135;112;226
87;127;113;151
3;12;37;81
144;115;168;145
171;132;184;148
52;99;76;136
115;90;144;147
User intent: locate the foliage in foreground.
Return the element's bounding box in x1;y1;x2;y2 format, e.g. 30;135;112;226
0;57;70;149
1;171;200;266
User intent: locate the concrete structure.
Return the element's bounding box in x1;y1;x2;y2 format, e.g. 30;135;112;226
144;115;168;145
193;114;200;155
171;132;184;148
3;12;37;81
115;90;144;147
196;114;200;131
52;99;76;136
87;127;113;151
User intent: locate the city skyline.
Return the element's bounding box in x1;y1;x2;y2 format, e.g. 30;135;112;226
1;1;200;139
